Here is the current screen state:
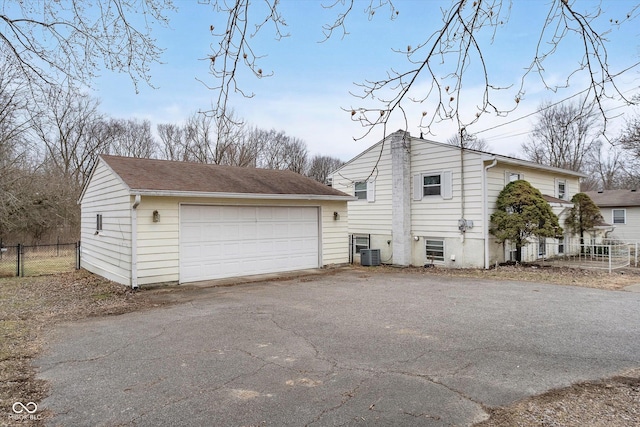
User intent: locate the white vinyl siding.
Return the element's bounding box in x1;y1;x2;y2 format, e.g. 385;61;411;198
608;206;640;242
134;197;348;285
331;140;393;234
411;146;484;240
79;160;132;285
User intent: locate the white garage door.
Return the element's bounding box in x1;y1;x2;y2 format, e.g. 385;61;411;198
179;205;319;283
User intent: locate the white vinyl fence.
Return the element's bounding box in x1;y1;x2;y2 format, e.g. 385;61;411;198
507;239;631;273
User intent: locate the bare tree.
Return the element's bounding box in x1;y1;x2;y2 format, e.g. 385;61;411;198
618;114;640;158
284;137;308;174
581;141;631;191
521;100;600;172
108;118;158;158
0;0;175;91
307;155;344;184
202;1;635;138
183;112;217;163
157;123;188;161
29;86;108;187
446;131;490;151
254;129;309;172
256;129;291;170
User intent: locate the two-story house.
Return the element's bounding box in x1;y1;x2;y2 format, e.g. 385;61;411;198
331;130;584;269
585;189;640;243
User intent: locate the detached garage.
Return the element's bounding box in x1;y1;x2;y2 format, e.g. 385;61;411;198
79;155;353;287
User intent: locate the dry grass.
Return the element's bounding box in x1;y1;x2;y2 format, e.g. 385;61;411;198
0;271;156;426
399;263;640;291
0;251;75;278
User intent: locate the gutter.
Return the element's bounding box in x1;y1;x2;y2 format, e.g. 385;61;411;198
131;194;141;289
482;157;498;269
128;190;356;201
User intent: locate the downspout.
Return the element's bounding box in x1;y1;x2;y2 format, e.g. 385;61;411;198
483;158;498;269
459;139;465;243
131;194;141;289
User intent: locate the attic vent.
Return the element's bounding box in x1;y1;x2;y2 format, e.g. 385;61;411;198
632;189;637;192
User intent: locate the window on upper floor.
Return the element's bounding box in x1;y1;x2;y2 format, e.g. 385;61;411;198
354;180;375;202
96;214;103;231
354;181;367;199
413;171;452;201
613;209;626;224
423;174;441;196
556;179;567;200
508;172;523;183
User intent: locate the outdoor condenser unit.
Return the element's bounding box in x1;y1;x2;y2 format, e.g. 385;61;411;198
360;249;381;266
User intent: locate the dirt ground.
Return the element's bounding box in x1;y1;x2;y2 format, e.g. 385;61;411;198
1;265;639;426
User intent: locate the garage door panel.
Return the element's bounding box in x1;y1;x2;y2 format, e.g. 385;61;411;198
180;205;319;283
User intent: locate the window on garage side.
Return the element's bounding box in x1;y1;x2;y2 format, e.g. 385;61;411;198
613;209;626;224
426;239;444;262
96;214;103;231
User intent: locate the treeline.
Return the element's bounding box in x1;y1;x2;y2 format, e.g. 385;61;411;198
520;100;640;191
0;79;343;244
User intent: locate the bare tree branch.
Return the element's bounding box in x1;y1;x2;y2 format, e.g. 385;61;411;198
0;0;175;91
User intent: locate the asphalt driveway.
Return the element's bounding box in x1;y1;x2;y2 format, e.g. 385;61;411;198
36;269;640;426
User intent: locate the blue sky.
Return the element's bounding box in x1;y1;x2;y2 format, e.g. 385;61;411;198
94;0;640;161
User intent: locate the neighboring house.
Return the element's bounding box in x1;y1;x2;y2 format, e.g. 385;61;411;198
585;189;640;242
331;130;585;268
79;155;353;287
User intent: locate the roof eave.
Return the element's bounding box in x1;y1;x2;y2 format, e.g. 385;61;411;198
131;189;357;201
492;156;587;177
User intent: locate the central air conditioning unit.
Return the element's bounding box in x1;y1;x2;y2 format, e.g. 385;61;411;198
361;249;381;266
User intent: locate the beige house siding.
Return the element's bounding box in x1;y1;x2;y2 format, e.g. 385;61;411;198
410;143;486;268
79;161;132;285
608;206;640;242
333;132;584;269
486;164;580;204
134;196;349;285
331;141;393;234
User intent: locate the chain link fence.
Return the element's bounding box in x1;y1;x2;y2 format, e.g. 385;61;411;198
0;242;80;278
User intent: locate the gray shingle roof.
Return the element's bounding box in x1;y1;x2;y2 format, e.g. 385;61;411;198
584;189;640;207
100;155;352;199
